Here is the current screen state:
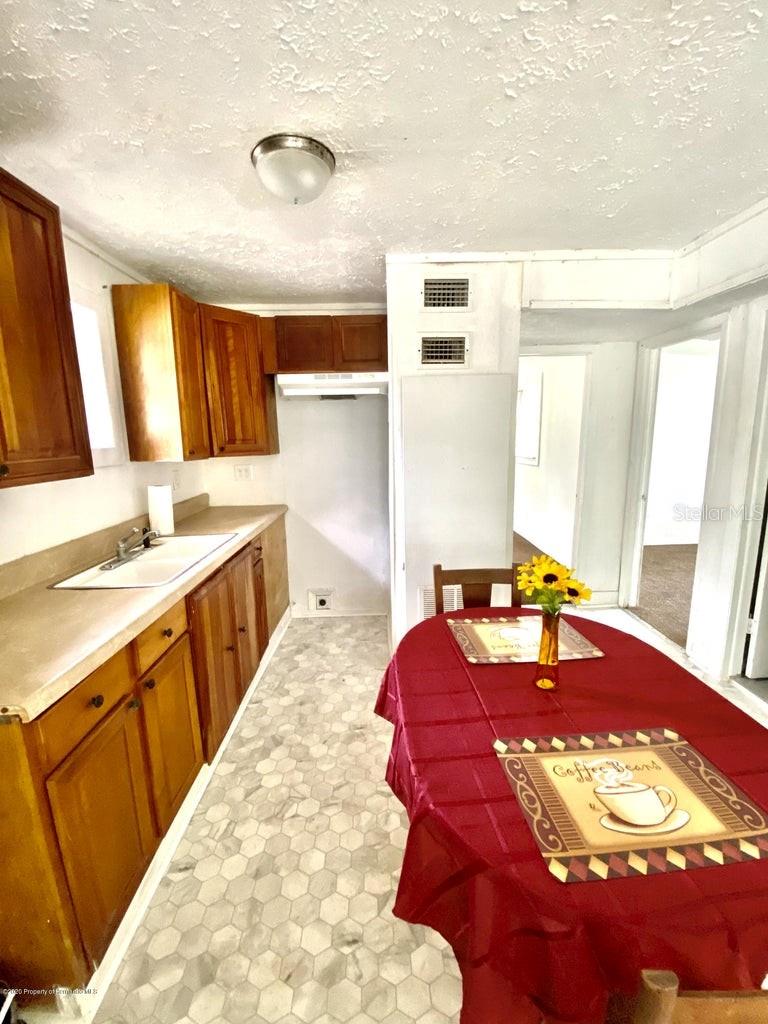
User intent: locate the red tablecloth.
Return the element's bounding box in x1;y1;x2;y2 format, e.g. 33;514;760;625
375;609;768;1024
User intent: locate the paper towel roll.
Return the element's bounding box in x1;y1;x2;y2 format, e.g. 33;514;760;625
148;484;174;536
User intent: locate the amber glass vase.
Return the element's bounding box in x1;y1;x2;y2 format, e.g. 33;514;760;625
533;610;560;690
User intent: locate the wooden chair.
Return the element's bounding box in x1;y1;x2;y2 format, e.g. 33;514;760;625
432;563;523;615
626;969;768;1023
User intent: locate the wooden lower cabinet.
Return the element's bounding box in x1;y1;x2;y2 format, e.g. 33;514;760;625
261;516;290;636
46;695;157;964
189;543;271;760
230;544;262;694
188;564;241;761
140;635;203;833
0;517;288;997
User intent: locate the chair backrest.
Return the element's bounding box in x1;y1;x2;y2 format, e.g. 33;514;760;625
432;563;523;615
631;969;768;1024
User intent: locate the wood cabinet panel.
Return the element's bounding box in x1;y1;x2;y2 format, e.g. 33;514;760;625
332;315;388;371
46;696;156;963
112;283;211;462
252;552;270;660
133;598;188;676
201;304;279;456
188;566;241;761
261;516;290;636
140;635;203;832
230;545;261;693
275;316;334;372
170;288;211;459
0;168;93;487
31;647;134;776
260;316;278;374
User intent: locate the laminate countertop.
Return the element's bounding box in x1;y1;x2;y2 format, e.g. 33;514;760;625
0;505;287;723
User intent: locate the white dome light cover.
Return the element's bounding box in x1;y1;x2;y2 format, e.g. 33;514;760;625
251;134;336;205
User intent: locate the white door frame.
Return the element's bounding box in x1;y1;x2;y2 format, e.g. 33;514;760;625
618;314;725;610
518;344;593;570
619;301;768;679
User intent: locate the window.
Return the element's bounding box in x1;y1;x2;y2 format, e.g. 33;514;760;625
69;293;126;467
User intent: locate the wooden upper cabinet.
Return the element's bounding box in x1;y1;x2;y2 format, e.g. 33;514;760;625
275;315;334;372
188;565;241;761
200;304;279;457
46;695;156;964
0;169;93;487
140;635;203;833
332;315;388;371
111;283;211;461
273;314;387;373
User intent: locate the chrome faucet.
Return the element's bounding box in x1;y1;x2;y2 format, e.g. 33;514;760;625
101;527;160;571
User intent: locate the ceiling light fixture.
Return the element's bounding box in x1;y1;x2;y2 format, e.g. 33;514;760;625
250;133;336;205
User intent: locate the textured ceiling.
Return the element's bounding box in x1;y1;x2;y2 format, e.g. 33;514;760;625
2;1;767;302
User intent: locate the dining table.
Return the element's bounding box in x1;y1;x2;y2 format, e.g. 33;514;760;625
375;608;768;1024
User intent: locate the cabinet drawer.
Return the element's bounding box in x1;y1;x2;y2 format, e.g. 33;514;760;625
133;599;188;675
32;647;134;775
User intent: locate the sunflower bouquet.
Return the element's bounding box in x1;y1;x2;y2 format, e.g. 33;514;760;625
517;556;592;615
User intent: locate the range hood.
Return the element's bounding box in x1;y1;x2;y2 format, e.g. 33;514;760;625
277;372;389;398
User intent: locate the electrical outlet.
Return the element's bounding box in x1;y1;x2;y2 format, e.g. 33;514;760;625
234;465;252;482
308;589;333;612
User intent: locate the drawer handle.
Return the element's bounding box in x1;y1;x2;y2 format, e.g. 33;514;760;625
225;644;236;652
89;694;105;709
0;464;9;478
144;678;157;690
238;625;247;634
128;698;141;711
162;627;174;638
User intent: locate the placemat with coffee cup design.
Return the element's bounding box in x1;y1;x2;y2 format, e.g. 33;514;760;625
447;615;604;664
494;726;768;883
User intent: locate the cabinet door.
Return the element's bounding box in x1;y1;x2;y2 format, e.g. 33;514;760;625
140;635;204;833
332;315;388;371
229;545;261;693
275;316;334;372
201;304;277;455
188;566;241;761
261;516;290;637
0;169;93;487
46;696;156;964
252;554;270;659
170;288;211;459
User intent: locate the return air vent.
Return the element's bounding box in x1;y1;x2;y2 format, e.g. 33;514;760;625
423;278;469;308
420;336;467;365
419;584;463;620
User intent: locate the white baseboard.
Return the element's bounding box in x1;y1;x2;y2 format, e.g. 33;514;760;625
290;606;389;619
22;609;292;1024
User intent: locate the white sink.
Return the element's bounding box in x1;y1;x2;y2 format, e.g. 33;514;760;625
53;534;237;590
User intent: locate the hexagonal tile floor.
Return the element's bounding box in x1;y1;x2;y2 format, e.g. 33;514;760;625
95;616;462;1024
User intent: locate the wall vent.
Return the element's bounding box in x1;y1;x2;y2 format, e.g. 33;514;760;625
418;584;463;620
423;278;470;308
420;336;467;365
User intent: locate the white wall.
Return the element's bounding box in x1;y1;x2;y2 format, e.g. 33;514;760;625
514;355;586;565
0;234;205;566
574;342;637;601
643;339;720;546
203;392;390;616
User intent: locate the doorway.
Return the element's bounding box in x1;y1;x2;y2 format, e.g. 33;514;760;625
513;352;588;567
629;337;720;647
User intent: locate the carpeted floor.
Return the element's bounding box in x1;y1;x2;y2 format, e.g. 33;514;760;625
631;544;698;648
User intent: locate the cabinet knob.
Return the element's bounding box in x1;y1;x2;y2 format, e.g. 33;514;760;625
144;678;157;690
225;644;236;652
0;464;9;478
89;694;105;709
238;625;247;634
162;627;174;638
128;698;141;710
219;445;225;452
188;448;196;456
